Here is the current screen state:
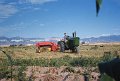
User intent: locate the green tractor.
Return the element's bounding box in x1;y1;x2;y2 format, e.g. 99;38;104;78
58;32;80;53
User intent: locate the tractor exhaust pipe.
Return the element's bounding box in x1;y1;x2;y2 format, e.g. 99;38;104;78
73;32;76;37
72;32;74;37
75;32;76;37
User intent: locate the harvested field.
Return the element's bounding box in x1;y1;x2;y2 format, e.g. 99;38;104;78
0;43;120;81
1;44;120;59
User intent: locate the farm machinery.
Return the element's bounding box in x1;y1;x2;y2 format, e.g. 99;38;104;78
36;41;58;53
58;32;80;53
36;32;80;53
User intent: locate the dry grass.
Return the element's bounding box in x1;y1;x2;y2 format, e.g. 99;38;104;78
0;43;120;59
1;43;120;80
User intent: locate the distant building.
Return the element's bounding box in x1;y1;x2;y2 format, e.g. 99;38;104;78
30;39;44;42
11;39;23;42
0;39;7;42
45;38;61;42
26;44;33;46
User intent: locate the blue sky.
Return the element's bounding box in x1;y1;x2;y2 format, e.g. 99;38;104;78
0;0;120;38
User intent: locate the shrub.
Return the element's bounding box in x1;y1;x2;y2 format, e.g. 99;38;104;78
16;66;27;81
90;45;98;50
70;57;101;67
101;52;115;62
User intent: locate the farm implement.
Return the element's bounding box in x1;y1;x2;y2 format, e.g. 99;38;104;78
36;32;80;53
36;41;58;53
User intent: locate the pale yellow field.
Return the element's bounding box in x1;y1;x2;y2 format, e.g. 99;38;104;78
0;43;120;59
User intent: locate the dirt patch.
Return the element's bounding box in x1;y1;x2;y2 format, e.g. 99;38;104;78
22;66;99;81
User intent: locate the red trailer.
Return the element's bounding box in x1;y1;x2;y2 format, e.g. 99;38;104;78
36;42;58;53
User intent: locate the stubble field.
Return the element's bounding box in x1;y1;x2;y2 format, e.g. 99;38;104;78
0;43;120;81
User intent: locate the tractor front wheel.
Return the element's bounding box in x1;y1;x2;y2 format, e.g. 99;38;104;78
72;46;80;54
59;41;65;52
75;46;80;54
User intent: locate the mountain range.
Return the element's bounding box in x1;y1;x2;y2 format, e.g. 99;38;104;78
0;36;60;45
0;36;44;45
0;35;120;45
81;35;120;43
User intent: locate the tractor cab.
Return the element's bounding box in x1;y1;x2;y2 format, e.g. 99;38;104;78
58;32;80;53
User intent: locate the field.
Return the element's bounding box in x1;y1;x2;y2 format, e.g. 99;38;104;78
0;43;120;81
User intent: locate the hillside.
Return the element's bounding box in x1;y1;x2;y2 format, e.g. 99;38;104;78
81;35;120;43
0;37;45;45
